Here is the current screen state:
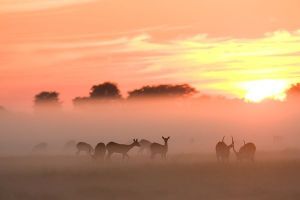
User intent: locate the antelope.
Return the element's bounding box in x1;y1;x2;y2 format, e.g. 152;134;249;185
106;139;140;160
63;140;76;151
215;136;234;162
232;138;256;162
150;136;170;159
32;142;48;153
93;142;106;160
76;142;93;156
138;139;152;154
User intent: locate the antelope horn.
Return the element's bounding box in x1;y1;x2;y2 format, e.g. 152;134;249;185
222;136;225;142
231;136;238;155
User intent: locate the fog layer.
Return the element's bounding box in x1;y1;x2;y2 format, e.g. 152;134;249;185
1;99;300;155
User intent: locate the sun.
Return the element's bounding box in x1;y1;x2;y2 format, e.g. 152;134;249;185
241;79;289;103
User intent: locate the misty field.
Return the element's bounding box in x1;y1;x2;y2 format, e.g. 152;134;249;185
0;154;300;200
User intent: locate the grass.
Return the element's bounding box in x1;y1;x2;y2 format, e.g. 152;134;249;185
0;154;300;200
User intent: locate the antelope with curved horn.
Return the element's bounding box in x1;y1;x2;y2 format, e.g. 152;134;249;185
215;136;234;162
232;138;256;162
150;136;170;159
138;139;152;154
93;142;106;160
76;142;94;156
106;139;140;160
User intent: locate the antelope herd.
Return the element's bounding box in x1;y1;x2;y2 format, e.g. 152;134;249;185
215;136;256;162
32;136;256;162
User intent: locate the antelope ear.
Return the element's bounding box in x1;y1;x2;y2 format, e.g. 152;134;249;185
162;136;165;140
167;136;170;139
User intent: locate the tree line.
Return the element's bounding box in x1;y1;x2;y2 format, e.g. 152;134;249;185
34;82;198;109
24;82;300;110
1;82;299;112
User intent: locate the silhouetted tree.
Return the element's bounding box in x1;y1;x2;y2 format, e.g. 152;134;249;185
128;84;197;98
73;97;91;107
73;82;122;107
286;83;300;99
90;82;122;99
34;91;61;110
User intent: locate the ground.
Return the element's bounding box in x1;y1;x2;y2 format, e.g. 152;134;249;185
0;153;300;200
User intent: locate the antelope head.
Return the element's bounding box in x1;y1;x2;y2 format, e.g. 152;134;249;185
132;139;141;147
162;136;170;144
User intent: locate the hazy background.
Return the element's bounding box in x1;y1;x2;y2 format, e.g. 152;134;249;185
1;99;300;156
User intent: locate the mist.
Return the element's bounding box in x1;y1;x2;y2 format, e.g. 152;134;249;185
1;98;300;156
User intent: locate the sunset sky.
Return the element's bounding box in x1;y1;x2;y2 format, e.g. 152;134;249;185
1;0;300;110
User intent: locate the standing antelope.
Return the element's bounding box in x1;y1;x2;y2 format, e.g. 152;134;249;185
215;136;234;162
93;142;106;160
232;138;256;162
76;142;93;156
150;136;170;159
106;139;140;160
138;139;152;154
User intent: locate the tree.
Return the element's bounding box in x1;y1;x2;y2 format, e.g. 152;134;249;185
128;84;197;99
73;82;122;107
34;91;61;109
73;97;90;107
90;82;122;99
286;83;300;99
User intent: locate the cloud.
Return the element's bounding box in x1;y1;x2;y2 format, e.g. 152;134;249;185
0;0;97;13
2;30;300;100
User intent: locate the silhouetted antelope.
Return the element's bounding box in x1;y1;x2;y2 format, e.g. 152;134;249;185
215;136;234;162
63;140;76;151
93;142;106;160
138;139;152;154
232;138;256;162
106;139;140;160
32;142;48;153
150;136;170;159
76;142;93;156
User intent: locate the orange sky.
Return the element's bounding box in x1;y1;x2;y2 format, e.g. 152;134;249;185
1;0;300;110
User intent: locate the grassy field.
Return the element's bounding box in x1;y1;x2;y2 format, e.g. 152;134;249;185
0;154;300;200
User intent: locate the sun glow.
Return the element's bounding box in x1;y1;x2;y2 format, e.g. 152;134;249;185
241;80;289;103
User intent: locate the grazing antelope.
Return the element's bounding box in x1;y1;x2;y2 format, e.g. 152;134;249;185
93;142;106;160
150;136;170;159
32;142;48;153
63;140;76;151
76;142;93;156
106;139;140;160
232;138;256;162
138;139;152;154
215;136;234;162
